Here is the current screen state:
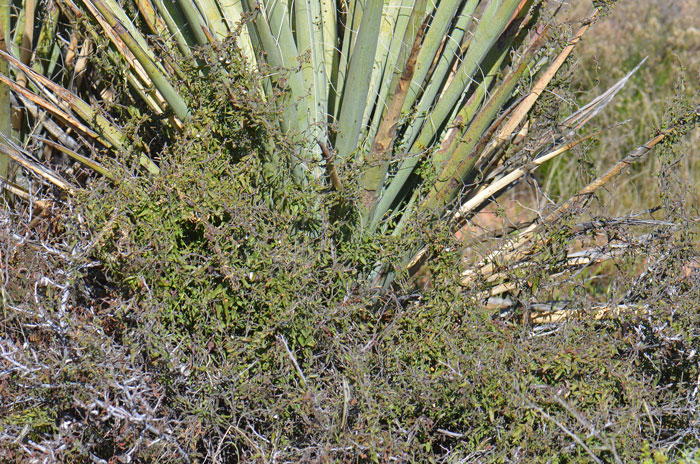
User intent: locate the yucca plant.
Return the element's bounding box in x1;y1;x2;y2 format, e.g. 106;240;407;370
1;0;699;460
2;0;695;300
1;2;681;273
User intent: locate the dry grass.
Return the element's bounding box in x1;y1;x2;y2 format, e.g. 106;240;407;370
551;0;700;213
467;0;700;238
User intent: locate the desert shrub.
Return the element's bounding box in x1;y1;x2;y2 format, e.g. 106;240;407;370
3;190;700;462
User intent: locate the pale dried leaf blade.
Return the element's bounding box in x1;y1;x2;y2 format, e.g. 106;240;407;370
0;136;74;193
454;129;608;220
0;73;100;140
460;119;677;288
564;56;648;132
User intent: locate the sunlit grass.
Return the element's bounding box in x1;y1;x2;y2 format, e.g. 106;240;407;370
541;0;700;213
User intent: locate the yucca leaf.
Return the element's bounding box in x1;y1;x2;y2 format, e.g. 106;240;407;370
431;42;510;170
333;0;383;162
318;0;336;86
261;0;307;117
327;0;361;125
391;15;531;231
176;0;212;45
0;135;73;193
382;38;513;236
240;0;300;132
456;70;674;289
409;0;523;155
70;12;172;118
293;0;327;138
0;70;100;140
0;70;160;176
461;123;685;288
402;0;471;113
0;49;163;173
151;0;197;58
455;130;604;221
359;2;428;224
134;0;170;39
87;0;172;77
194;0;229;40
18;0;36;79
466;11;598;176
398;0;478;152
420;27;547;214
359;0;412;140
35;136;115;180
33;1;60;77
0;175;30;199
0;0;11;182
20;94;80;150
404;47;645;282
213;0;257;64
369;0;526;229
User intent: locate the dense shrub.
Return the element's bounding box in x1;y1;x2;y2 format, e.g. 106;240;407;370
3;194;700;462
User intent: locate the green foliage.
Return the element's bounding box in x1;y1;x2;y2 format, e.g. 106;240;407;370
82;54;349;341
7;189;700;462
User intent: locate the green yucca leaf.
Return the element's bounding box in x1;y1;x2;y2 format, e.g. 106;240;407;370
397;0;478;154
151;0;196;57
33;1;60;76
430;41;510;170
240;0;301;133
359;1;428;224
194;0;229;40
360;0;418;144
1;46;162;174
333;0;383;162
409;0;525;156
0;75;97;142
134;0;164;36
294;0;328;137
1;50;121;145
406;58;649;281
368;0;532;229
17;0;37;84
84;0;191;122
262;0;309;133
36;136;115;180
459;114;693;289
403;0;475;114
64;6;170;116
0;0;597;215
0;0;10;182
177;0;214;45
